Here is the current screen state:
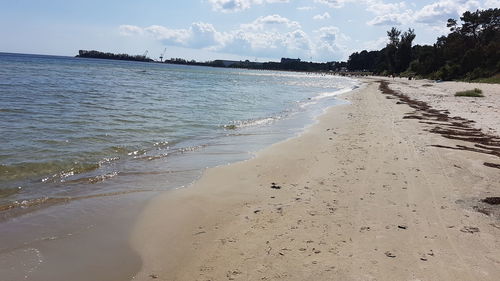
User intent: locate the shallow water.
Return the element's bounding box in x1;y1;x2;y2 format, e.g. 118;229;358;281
0;52;359;280
0;52;358;215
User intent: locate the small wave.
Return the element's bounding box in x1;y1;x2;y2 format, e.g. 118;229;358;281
224;132;260;137
98;157;120;165
178;145;206;153
311;87;356;101
36;139;70;145
133;144;207;162
223;116;277;130
39;163;102;183
118;168;200;177
0;108;29;114
127;149;146;156
111;118;143;124
153;141;170;148
61;172;119;184
1;162;100;183
0;189;152;213
134;153;169;161
299;100;318;108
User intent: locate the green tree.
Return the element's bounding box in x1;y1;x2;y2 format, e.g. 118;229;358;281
385;27;401;73
396;28;416;73
384;27;416;74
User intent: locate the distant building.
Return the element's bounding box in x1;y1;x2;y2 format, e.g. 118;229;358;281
213;60;240;67
280;58;301;63
212;59;264;68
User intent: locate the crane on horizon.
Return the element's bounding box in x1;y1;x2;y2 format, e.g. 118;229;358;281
159;48;166;62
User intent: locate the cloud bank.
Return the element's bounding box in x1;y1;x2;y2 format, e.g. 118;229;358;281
120;14;350;60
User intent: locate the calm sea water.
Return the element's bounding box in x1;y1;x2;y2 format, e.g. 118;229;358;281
0;52;358;214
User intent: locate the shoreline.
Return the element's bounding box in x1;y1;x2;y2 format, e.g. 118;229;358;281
131;79;500;280
0;61;358;218
0;66;358;281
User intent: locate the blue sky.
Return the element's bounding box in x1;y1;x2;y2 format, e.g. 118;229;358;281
1;0;498;62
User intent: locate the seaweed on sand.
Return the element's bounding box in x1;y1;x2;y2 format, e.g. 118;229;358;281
378;81;500;166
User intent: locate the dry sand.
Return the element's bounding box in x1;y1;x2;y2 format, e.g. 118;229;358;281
131;79;500;281
377;77;500;136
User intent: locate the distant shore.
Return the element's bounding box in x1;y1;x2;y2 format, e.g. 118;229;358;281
131;78;500;280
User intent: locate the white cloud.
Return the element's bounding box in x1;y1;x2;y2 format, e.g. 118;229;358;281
220;29;313;59
119;23;228;50
361;36;388;51
119;25;144;36
186;22;226;49
313;0;403;12
363;0;483;26
311;0;483;27
312;26;351;59
313;12;331;20
297;6;314;10
483;0;500;7
367;12;412;26
207;0;254;12
207;0;289;13
364;0;407;15
413;0;480;24
142;25;189;44
240;14;301;31
312;0;410;26
362;0;412;25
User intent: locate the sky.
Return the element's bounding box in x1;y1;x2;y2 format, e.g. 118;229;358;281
0;0;498;62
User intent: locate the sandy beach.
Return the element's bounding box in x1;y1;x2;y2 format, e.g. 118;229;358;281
131;79;500;281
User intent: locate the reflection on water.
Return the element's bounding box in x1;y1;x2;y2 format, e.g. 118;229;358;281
0;52;358;216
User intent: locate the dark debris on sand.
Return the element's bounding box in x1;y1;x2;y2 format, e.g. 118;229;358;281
484;162;500;169
378;81;500;165
271;182;282;190
482;197;500;205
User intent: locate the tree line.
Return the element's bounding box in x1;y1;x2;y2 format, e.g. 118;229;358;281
76;50;153;62
76;50;348;72
223;59;347;72
347;8;499;81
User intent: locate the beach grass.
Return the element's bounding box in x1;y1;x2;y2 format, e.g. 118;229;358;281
455;88;484;97
472;74;500;84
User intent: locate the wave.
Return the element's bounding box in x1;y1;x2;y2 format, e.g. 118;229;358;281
0;161;101;183
0;108;30;114
223;116;280;130
298;86;358;108
58;172;119;185
221;86;358;130
0;140;204;190
0;189;152;216
311;87;357;101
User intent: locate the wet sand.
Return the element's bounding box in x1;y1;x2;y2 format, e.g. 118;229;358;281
131;80;500;280
0;192;148;281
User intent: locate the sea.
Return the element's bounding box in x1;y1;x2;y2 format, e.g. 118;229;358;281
0;52;359;280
